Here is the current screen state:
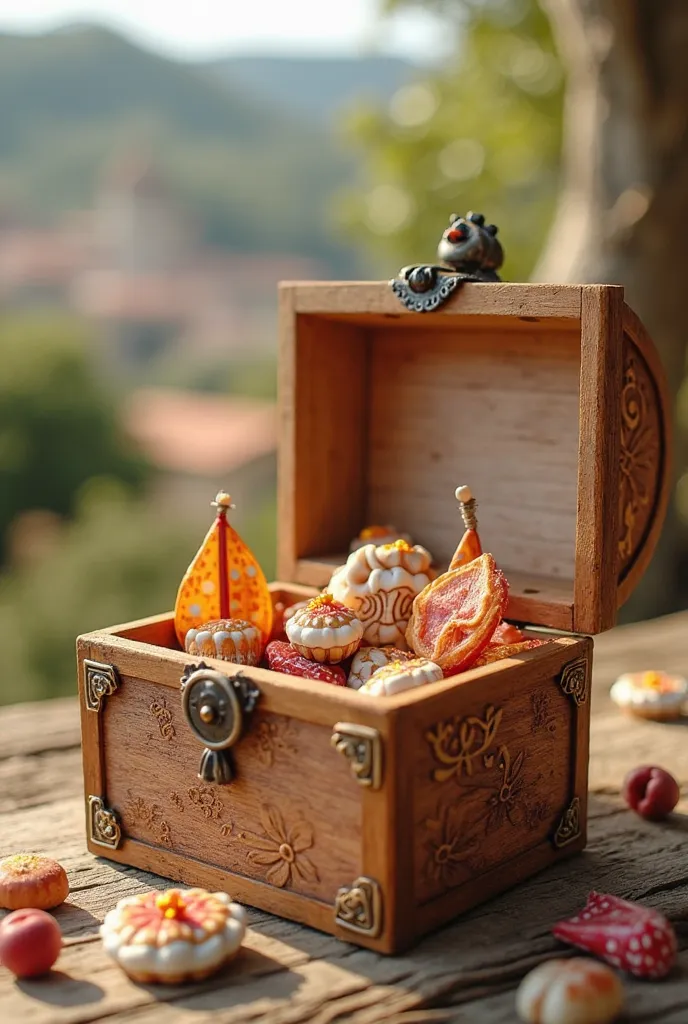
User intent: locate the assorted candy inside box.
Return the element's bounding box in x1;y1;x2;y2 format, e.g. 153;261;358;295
77;253;670;954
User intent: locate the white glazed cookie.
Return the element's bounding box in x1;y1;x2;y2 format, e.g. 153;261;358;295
347;646;414;690
329;540;433;649
360;657;443;697
610;670;688;721
185;618;263;665
349;525;412;552
101;888;247;984
516;958;624;1024
286;594;363;663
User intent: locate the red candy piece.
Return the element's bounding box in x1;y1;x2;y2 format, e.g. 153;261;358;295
622;765;680;820
0;908;62;977
552;891;677;979
266;641;347;686
490;621;525;645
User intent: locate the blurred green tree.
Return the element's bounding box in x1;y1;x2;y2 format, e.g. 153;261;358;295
339;0;563;280
0;312;149;563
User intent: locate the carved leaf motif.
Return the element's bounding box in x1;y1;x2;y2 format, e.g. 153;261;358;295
426;705;504;782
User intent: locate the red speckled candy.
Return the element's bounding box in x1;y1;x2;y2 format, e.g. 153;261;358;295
553;891;677;979
266;642;347;686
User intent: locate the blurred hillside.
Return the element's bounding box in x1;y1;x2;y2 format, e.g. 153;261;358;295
0;25;415;273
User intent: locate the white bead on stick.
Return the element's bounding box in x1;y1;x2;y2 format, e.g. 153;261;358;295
455;484;478;531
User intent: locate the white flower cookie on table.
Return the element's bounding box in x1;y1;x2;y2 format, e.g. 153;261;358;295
360;657;443;697
329;540;433;650
610;669;687;721
101;888;247;984
286;594;363;664
347;646;414;690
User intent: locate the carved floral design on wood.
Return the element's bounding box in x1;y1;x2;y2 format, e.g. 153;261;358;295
188;785;224;821
618;347;661;570
423;701;555;893
425;705;503;782
423;801;480;888
149;698;175;741
256;718;298;768
238;805;319;888
127;792;172;847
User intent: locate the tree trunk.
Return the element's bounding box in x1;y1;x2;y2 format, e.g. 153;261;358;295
536;0;688;621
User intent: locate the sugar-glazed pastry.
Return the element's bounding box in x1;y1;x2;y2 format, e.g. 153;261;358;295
360;657;443;697
0;854;69;910
347;646;414;690
610;670;688;721
349;525;412;552
185;618;263;666
329;540;433;650
101;888;246;984
516;958;624;1024
286;594;363;663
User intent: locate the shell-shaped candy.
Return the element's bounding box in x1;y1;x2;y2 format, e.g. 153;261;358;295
360;657;443;697
185;618;263;666
329;540;433;649
286;594;363;663
101;888;247;984
347;646;414;690
516;958;624;1024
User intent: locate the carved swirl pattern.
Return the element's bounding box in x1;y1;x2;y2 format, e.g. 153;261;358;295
150;698;176;741
127;792;172;847
618;342;662;579
423;703;555;896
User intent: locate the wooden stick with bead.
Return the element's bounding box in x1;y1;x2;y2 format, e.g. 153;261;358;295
449;484;482;570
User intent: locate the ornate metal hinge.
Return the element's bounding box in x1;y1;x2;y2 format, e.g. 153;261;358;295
88;795;122;849
390;211;503;312
334;876;383;939
552;795;582;849
83;659;120;712
331;723;383;790
181;663;260;785
558;657;590;706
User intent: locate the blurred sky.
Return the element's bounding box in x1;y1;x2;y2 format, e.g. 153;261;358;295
0;0;447;62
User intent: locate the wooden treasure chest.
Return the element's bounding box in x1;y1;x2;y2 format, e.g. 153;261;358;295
77;280;669;954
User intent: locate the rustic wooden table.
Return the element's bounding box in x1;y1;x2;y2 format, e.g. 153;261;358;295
1;614;687;1023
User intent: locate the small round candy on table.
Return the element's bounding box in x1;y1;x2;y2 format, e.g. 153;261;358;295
347;646;414;690
286;594;363;664
360;657;443;697
185;618;264;666
0;908;63;977
516;959;624;1024
610;670;688;721
0;853;69;910
101;888;247;984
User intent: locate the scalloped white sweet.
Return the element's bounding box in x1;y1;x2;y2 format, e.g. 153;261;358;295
328;542;433;649
285;597;363;663
101;890;246;982
360;657;443;696
610;672;688;714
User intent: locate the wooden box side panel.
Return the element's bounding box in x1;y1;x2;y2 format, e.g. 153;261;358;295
399;636;591;939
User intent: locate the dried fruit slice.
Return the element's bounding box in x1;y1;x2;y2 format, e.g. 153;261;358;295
491;621;525;645
406;553;508;674
552;892;677;979
474;638;549;667
265;641;347;686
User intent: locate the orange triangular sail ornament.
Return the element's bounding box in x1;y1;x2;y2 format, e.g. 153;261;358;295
174;492;273;647
449;485;483;570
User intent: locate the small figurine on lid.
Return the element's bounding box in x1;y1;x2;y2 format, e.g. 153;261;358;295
174;492;273;649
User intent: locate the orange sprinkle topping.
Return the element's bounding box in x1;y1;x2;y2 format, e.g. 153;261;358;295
360;525;391;539
156;890;187;919
381;539;413;552
638;670;680;693
308;593;335;609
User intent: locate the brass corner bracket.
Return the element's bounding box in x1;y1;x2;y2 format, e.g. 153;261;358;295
331;723;383;790
558;657;589;706
88;795;122;849
84;659;120;712
552;795;582;849
334;876;383;938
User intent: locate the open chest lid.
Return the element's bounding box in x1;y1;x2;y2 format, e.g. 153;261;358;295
276;282;670;635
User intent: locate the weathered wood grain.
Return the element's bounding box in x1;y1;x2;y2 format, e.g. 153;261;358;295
1;613;687;1021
